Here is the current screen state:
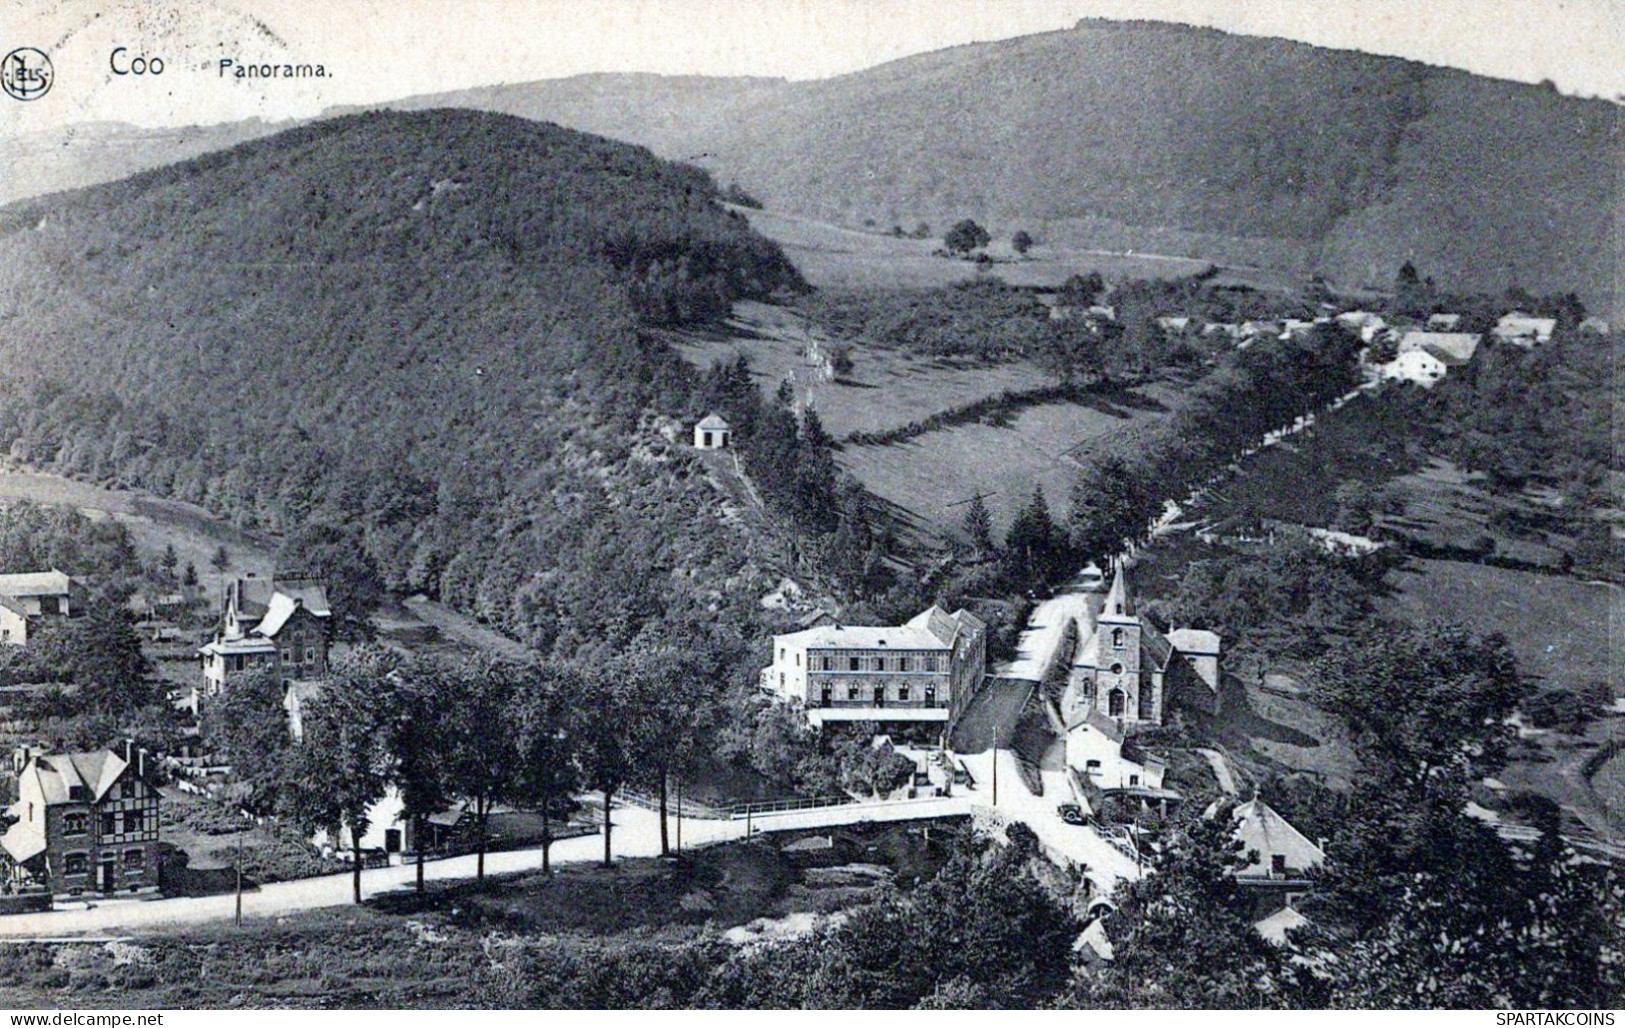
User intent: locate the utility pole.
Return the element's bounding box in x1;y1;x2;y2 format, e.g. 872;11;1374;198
674;774;682;855
991;714;1000;807
234;814;246;926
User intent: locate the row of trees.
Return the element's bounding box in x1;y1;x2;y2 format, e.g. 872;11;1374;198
205;646;721;902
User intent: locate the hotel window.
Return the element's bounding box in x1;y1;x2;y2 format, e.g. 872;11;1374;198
102;813;117;835
120;781;137;799
64;853;88;875
822;656;832;671
900;656;911;671
1271;854;1287;876
123;809;142;834
847;686;859;701
63;813;86;835
124;848;144;867
304;647;316;663
899;685;910;702
795;652;800;667
849;656;860;671
282;649;294;664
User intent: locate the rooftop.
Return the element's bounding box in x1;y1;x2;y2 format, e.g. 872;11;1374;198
0;570;71;598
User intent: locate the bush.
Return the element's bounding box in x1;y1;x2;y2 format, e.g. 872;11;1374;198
1522;686;1602;733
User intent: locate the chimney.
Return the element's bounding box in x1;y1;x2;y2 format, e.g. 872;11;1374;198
122;738;135;765
137;748;148;781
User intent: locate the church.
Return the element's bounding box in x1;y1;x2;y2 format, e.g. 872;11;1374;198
1062;561;1221;730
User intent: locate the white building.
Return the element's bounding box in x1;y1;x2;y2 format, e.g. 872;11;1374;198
0;570;80;646
1065;708;1165;792
1378;348;1449;388
1492;311;1557;347
760;605;986;728
1397;331;1481;364
693;413;732;449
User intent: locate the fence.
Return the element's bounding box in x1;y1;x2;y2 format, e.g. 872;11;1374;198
616;787;856;821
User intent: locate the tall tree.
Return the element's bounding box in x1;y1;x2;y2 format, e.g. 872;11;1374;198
441;656;522;883
281;648;400;904
513;661;582;873
575;658;643;867
961;493;995;555
276;520;385;639
391;655;454;893
200;666;297;815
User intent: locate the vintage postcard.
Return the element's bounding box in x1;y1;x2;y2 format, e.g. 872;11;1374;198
0;0;1618;1014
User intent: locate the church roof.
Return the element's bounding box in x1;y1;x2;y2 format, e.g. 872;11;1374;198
695;413;731;431
1100;561;1135;620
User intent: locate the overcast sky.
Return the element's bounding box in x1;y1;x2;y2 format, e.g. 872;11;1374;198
4;0;1620;133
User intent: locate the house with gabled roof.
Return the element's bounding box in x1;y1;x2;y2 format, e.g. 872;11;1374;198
760;604;987;731
1221;798;1326;918
693;413;732;449
0;569;84;646
1;742;161;898
1492;311;1557;347
195;572;331;711
1397;330;1481;365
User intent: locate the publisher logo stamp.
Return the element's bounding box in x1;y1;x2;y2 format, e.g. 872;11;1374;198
2;47;53;101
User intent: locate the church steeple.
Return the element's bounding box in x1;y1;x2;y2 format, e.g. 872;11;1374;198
1101;558;1135;621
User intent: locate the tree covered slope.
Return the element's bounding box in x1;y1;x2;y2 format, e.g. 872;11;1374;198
0;108;805;655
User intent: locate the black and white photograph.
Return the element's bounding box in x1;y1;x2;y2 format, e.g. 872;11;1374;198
0;0;1618;1013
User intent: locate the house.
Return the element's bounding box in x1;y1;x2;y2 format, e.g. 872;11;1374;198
1492;311;1557;347
1067;708;1162;790
1;742;161;899
693;413;732;449
0;569;83;646
1426;313;1462;331
1578;317;1611;335
1155;316;1193;335
1396;330;1481;365
760;605;987;729
195;573;331;711
1378;348;1449;388
1061;562;1221;730
1224;798;1325;918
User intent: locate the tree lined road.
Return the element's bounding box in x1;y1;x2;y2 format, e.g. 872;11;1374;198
0;795;971;938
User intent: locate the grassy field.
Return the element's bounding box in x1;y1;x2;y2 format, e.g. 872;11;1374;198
672;300;1058;439
736;206;1218;291
672;301;1186;537
1387;557;1622;840
836;383;1183;536
1387;558;1619;691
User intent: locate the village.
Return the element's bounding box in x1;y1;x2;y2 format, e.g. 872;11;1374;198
0;274;1592;945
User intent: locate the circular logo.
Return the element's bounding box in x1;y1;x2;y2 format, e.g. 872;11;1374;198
2;48;54;101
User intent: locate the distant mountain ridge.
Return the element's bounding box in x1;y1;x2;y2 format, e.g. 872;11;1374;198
6;19;1619;317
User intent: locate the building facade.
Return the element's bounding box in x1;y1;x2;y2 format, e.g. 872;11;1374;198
1;745;161;898
0;569;83;646
761;605;986;727
196;573;331;709
1064;562;1221;730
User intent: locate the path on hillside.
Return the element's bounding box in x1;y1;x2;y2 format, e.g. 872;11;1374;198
995;591;1095;682
401;595;532;660
1196;748;1239;796
0;795;971;937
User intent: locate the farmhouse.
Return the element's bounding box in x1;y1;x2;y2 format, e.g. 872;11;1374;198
760;605;987;729
1397;330;1481;365
0;569;83;646
196;573;331;710
1061;562;1221;730
1492;311;1557;347
1;743;161;899
693;413;732;449
1426;313;1463;331
1378;348;1449;388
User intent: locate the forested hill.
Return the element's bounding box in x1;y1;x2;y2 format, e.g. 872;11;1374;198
0;108;806;655
370;21;1620;320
